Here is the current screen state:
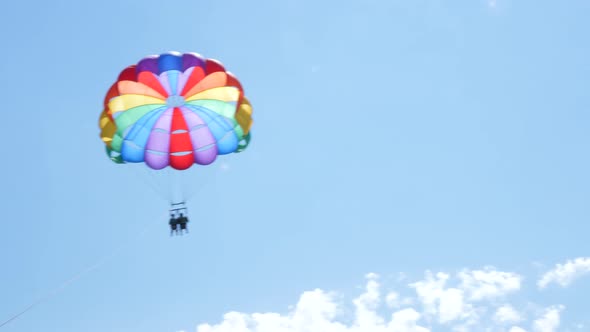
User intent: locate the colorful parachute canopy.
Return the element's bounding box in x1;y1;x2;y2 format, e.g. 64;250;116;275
99;52;253;170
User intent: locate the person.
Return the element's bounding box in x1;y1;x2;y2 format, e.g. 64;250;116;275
169;213;178;235
178;213;189;234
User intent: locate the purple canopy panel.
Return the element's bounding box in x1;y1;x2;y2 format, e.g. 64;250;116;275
137;55;159;74
158;72;172;96
176;67;194;96
182;53;206;71
145;108;173;169
181;107;218;165
192;132;217;165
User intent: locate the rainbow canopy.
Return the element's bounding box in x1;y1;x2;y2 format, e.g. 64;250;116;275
99;52;253;170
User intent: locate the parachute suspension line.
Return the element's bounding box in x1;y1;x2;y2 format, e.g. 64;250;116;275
0;214;163;329
133;161;229;206
135;166;180;204
142;171;162;199
158;168;173;202
167;167;176;205
181;175;197;203
172;171;186;202
178;169;186;203
179;169;188;203
131;166;169;202
146;167;169;202
181;163;223;202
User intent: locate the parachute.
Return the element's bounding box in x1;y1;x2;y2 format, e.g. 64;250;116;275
98;52;253;233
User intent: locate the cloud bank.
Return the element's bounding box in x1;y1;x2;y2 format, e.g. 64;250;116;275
538;257;590;289
192;258;589;332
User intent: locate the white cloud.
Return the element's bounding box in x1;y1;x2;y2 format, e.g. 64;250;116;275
386;292;400;308
494;305;523;324
410;272;473;324
352;273;384;328
198;312;251;332
388;309;429;332
410;267;521;325
438;288;470;324
533;305;564;332
459;267;522;301
409;272;448;318
197;289;345;332
194;267;576;332
386;292;414;309
538;257;590;288
197;275;430;332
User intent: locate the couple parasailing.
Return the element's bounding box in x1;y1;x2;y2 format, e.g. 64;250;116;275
99;51;253;234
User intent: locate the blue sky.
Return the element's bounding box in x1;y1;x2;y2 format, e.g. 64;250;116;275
0;0;589;331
